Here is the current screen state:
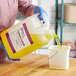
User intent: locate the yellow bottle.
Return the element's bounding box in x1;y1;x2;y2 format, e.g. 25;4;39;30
1;14;62;59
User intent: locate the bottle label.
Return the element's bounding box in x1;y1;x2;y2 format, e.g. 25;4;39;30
6;23;33;53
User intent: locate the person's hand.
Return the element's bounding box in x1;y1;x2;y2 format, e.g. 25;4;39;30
33;6;48;24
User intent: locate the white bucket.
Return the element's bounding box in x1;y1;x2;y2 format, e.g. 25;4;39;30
48;45;71;70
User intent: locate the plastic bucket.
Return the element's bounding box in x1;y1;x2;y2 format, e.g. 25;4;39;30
48;45;71;70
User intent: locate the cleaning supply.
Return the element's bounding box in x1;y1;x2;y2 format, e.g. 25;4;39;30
49;45;71;70
0;14;62;60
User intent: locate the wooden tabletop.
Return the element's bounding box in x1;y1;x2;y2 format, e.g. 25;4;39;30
0;54;76;76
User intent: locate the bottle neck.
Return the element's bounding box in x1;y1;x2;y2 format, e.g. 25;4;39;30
45;30;55;41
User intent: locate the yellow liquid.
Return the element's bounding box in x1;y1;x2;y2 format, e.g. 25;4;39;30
34;33;62;50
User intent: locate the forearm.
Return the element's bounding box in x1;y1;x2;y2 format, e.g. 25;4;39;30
18;0;34;17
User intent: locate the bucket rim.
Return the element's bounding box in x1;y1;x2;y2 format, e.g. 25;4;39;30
48;45;71;50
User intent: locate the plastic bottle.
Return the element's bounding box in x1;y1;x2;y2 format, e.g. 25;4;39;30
0;14;62;59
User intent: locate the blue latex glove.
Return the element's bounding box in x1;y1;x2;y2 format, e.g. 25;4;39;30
34;6;48;24
0;42;20;61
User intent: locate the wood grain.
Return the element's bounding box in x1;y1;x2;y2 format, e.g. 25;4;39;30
0;54;76;76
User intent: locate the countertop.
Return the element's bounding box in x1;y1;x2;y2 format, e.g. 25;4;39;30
0;54;76;76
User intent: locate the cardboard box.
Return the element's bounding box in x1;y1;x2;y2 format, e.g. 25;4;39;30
64;3;76;23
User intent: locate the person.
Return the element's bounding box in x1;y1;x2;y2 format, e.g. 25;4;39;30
0;0;47;63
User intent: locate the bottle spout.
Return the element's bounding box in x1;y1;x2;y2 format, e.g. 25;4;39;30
44;30;55;41
45;29;62;50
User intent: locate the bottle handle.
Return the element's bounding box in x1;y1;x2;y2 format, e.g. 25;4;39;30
41;13;50;28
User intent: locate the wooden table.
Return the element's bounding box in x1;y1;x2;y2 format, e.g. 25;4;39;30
0;54;76;76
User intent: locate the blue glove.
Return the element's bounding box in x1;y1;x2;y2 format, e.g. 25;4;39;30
0;42;20;61
0;42;11;60
34;6;48;24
